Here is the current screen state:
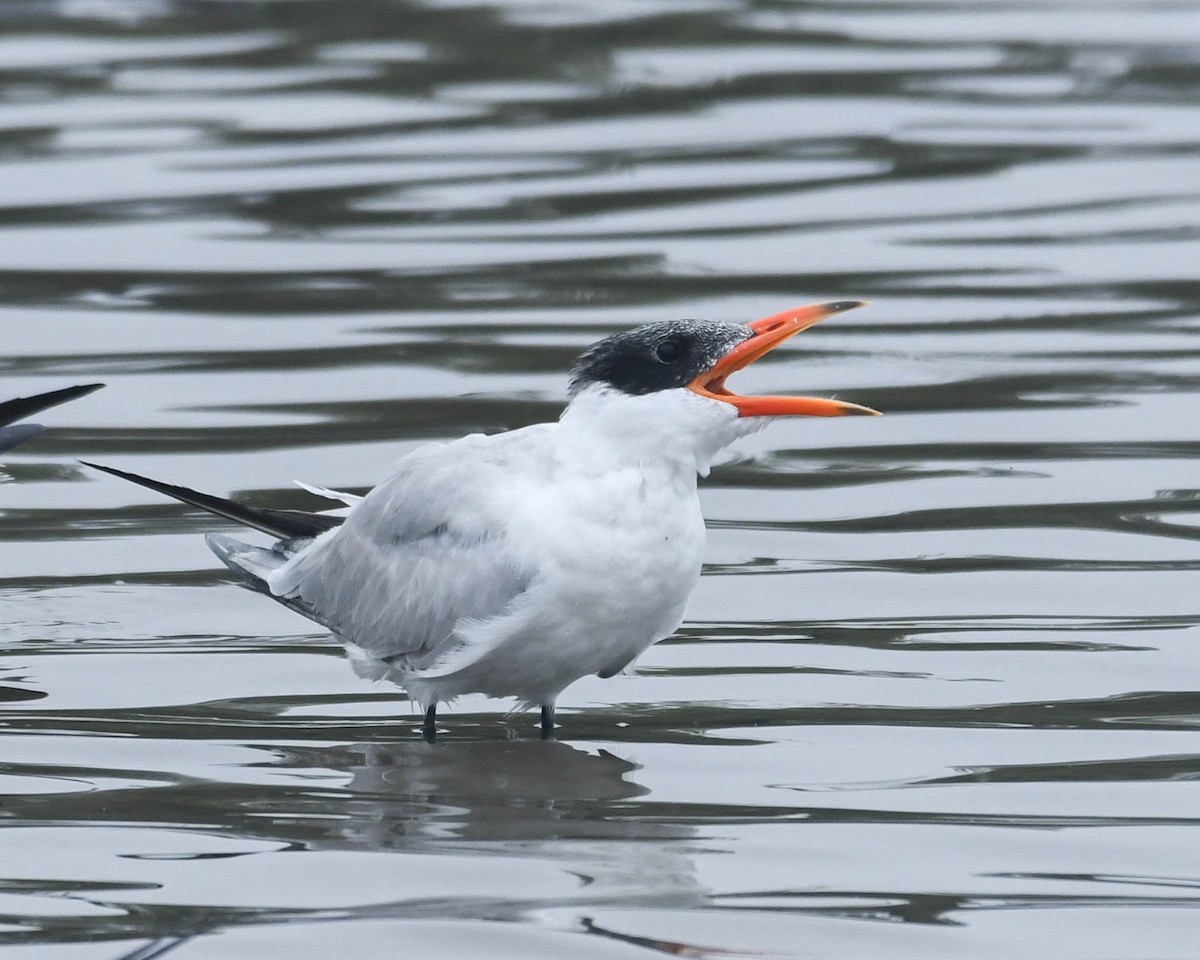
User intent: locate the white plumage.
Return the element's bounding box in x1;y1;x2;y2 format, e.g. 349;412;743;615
94;302;877;737
219;385;760;710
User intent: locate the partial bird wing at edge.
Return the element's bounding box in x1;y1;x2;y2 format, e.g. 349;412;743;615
0;384;104;429
0;424;45;453
0;384;105;453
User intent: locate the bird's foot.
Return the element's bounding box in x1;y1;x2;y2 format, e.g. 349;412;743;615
421;704;437;743
540;703;556;741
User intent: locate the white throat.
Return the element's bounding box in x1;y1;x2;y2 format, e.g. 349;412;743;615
558;383;765;477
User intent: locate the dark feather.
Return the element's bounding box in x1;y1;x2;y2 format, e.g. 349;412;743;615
83;461;344;540
0;383;104;428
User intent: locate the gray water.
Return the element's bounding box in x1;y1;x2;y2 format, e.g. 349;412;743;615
3;2;1200;958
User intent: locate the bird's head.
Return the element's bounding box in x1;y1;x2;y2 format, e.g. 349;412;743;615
563;301;880;472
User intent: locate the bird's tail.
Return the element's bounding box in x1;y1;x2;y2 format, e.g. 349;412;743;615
204;533;324;627
204;532;289;594
86;461;342;626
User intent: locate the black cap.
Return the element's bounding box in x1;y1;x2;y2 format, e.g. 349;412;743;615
568;319;752;397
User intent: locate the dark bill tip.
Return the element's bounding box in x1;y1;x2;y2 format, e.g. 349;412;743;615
823;300;868;314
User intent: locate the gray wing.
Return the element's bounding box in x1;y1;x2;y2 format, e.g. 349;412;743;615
267;433;545;663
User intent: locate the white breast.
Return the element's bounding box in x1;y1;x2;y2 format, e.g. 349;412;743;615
404;441;706;707
380;382;760;709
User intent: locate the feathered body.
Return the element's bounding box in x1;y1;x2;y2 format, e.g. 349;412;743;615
90;303;877;735
216;384;761;709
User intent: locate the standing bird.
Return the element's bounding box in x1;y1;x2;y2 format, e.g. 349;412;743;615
88;302;877;738
0;383;104;453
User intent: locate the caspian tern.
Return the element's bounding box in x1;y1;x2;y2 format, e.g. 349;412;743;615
0;383;104;453
89;301;878;739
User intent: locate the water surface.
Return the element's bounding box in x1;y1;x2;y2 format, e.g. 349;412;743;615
3;2;1200;958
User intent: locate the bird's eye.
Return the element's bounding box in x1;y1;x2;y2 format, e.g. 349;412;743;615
654;338;682;364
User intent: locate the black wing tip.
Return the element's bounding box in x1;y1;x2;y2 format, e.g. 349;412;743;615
81;459;193;487
54;382;106;401
22;382;105;405
0;383;106;429
79;458;118;473
84;460;344;540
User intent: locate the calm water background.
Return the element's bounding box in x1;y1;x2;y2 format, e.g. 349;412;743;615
3;1;1200;958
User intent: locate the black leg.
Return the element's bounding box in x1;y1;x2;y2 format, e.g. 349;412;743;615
422;703;437;743
540;703;556;740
